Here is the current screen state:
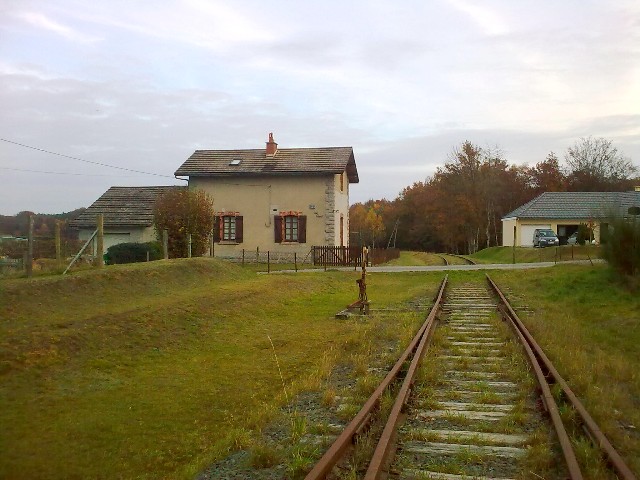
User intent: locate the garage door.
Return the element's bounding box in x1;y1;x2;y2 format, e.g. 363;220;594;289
520;224;551;247
104;233;131;250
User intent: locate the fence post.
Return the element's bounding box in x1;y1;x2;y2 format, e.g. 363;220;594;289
256;246;259;264
210;231;214;257
187;233;192;258
267;251;270;273
26;214;33;277
242;248;245;266
55;220;61;265
146;251;150;262
95;214;104;267
571;244;574;260
294;252;297;272
512;226;516;264
163;229;169;259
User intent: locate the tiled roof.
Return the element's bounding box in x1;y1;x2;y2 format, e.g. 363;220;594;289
503;191;640;219
69;186;185;228
174;147;359;183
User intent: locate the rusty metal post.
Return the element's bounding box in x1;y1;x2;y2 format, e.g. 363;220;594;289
242;248;245;266
294;252;297;272
267;251;270;273
256;246;259;264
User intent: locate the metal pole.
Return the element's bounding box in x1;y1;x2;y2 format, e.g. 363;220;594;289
256;246;259;264
267;251;270;273
512;226;516;264
242;248;245;266
188;233;192;258
294;252;297;272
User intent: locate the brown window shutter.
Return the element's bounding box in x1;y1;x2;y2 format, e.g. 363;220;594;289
298;215;307;243
274;215;283;243
235;216;243;243
213;216;221;243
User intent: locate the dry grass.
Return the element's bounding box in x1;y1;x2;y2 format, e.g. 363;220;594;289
0;258;439;479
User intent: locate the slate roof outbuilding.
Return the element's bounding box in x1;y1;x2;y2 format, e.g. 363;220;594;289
69;186;185;228
174;147;359;183
503;191;640;220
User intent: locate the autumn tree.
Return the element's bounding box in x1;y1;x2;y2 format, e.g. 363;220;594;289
528;153;566;194
565;137;637;191
154;188;214;258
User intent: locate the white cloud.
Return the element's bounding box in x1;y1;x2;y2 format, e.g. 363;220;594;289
15;11;100;43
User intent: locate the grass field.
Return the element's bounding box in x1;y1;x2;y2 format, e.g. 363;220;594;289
0;258;438;479
470;245;601;264
1;258;638;478
491;265;640;476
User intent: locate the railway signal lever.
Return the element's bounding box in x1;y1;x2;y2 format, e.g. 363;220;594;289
346;247;370;315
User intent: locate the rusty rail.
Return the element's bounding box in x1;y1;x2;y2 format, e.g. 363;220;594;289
304;275;448;480
487;274;637;480
437;254;449;266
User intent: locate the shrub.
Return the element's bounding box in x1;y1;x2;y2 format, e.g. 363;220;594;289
602;216;640;276
105;242;163;265
153;189;214;258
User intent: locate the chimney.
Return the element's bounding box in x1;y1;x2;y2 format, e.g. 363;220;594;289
266;132;278;156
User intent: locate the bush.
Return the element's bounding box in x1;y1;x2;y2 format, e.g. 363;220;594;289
153;189;214;258
602;217;640;276
105;242;163;265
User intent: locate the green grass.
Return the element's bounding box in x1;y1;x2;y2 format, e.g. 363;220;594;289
0;258;439;479
491;264;640;476
385;251;445;266
470;245;601;264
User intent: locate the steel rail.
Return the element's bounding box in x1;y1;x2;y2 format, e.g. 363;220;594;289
304;275;448;480
363;275;444;479
437;254;449;266
487;274;637;480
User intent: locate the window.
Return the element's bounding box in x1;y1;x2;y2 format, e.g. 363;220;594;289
214;214;243;243
222;216;236;241
274;213;306;243
284;215;298;242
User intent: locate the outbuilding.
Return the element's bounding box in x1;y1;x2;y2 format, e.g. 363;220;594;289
502;190;640;246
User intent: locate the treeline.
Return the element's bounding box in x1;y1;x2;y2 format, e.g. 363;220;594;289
350;137;638;254
0;209;85;239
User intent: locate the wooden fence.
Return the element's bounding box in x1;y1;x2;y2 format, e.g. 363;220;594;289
312;246;401;266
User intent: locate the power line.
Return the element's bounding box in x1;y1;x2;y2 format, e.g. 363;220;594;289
1;137;181;179
0;166;143;177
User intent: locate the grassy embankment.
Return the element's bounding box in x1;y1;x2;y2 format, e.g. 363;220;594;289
2;256;638;478
0;258;437;479
492;265;640;477
471;245;601;264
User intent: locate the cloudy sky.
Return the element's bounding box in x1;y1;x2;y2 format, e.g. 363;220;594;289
1;0;639;215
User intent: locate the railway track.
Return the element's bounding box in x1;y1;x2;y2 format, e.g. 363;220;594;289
438;254;477;266
305;275;636;480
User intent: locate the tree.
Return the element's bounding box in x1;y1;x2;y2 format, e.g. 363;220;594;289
154;189;215;258
565;137;637;191
529;152;566;194
364;203;386;248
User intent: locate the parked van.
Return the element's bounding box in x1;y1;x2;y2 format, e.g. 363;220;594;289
533;228;559;248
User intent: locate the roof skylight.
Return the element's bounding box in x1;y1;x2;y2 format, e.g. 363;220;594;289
229;159;241;166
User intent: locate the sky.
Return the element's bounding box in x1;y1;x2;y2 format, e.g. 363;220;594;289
1;0;639;215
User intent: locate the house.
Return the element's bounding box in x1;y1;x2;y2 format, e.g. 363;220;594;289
69;186;184;252
174;133;359;259
502;190;640;246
